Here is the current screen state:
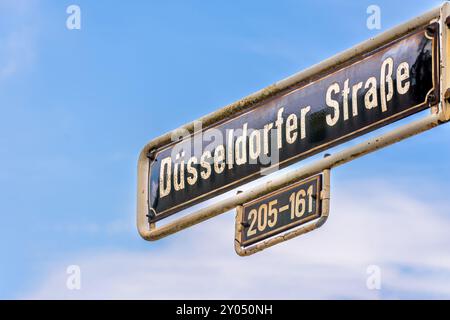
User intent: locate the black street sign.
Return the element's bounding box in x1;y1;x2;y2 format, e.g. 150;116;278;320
148;25;438;221
238;175;323;247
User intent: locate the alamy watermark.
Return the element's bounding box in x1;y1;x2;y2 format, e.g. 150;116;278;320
66;265;81;290
66;5;81;30
367;5;381;30
366;265;382;290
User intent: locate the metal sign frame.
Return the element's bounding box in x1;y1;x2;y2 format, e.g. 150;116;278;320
137;4;450;242
235;169;330;256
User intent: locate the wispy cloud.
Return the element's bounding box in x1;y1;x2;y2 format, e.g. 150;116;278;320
27;178;450;299
0;0;38;81
0;30;35;80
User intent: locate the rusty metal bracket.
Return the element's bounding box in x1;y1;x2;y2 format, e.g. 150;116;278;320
440;3;450;121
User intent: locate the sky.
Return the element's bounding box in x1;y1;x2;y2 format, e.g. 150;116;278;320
0;0;449;299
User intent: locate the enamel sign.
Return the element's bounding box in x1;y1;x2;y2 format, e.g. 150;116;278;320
147;25;437;222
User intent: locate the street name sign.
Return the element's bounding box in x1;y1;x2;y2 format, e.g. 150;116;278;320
147;25;438;222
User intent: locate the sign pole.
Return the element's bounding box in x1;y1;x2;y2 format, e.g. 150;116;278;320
440;3;450;121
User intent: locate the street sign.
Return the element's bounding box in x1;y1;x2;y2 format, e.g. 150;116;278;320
147;24;438;221
234;170;330;256
237;175;322;247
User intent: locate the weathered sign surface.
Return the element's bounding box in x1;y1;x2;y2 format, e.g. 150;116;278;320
148;25;437;221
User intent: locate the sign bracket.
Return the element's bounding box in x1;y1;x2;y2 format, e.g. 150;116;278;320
440;3;450;121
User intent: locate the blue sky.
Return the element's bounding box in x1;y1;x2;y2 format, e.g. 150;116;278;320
1;0;450;299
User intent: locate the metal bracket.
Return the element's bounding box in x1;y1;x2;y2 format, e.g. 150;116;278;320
440;3;450;121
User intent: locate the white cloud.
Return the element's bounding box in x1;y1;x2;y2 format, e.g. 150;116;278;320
0;30;34;80
0;0;34;13
0;0;38;81
27;178;450;299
